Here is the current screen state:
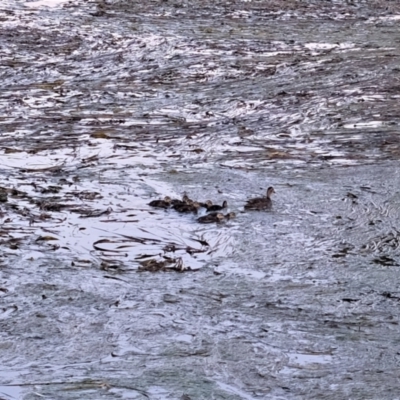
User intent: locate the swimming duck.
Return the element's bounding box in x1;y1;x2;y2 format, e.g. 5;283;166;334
207;200;228;212
198;200;213;209
197;212;225;224
148;196;171;209
224;211;236;220
173;201;200;214
244;186;275;210
171;193;192;208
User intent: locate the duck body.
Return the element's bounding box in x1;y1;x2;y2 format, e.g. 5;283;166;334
224;212;236;220
148;196;171;209
244;198;272;210
171;199;186;207
170;193;192;207
197;212;224;224
198;200;213;209
244;186;275;211
173;201;200;214
207;200;228;212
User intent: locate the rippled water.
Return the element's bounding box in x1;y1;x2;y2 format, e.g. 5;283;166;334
2;1;400;399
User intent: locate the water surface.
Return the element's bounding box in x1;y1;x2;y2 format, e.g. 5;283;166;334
1;1;400;399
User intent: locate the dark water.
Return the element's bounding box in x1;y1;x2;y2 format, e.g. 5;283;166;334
1;1;400;399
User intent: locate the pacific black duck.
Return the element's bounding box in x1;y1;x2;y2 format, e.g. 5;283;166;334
171;193;192;207
224;211;236;220
197;212;225;224
198;200;213;209
173;201;200;214
207;200;228;212
244;186;275;210
148;196;171;209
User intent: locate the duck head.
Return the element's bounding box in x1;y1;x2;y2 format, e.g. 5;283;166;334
266;187;275;198
216;213;225;221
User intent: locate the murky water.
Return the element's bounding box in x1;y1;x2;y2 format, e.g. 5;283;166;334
1;1;400;399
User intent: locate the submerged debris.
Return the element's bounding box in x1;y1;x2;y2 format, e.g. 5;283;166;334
0;190;8;203
138;257;192;272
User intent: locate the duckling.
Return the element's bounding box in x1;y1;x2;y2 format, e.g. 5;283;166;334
197;212;225;224
244;186;275;210
224;211;236;220
173;201;200;214
148;196;171;209
198;200;213;209
171;193;192;208
171;198;184;207
207;200;228;212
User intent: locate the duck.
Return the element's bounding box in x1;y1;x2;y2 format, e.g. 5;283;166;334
197;212;225;224
148;196;171;209
224;211;236;220
198;200;213;209
173;201;200;214
206;200;228;212
244;186;275;210
171;193;192;207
